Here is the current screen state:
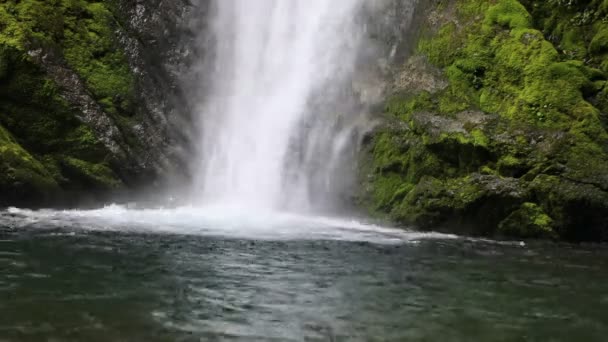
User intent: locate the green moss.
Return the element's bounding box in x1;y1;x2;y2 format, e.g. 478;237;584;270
0;45;109;159
496;155;531;177
484;0;532;30
418;23;460;68
0;0;135;116
422;0;607;144
0;0;137;189
590;28;608;54
470;129;489;147
60;156;122;191
521;0;608;70
391;177;448;226
61;1;135;115
370;173;412;212
364;0;608;241
0;40;123;201
418;1;607;130
391;175;500;229
531;174;608;240
480;165;497;175
385;92;434;120
498;202;557;239
499;155;519;167
0;124;59;200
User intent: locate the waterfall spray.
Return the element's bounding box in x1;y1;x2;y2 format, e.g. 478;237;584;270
193;0;366;213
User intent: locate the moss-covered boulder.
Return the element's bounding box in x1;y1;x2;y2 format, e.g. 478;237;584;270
361;0;608;241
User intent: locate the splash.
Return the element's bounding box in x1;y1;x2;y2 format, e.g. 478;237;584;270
2;206;458;244
192;0;366;212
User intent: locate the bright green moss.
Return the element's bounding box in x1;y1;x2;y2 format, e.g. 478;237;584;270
365;0;608;240
418;23;460;68
437;84;473;114
391;176;447;225
0;0;135;116
0;1;132;201
484;0;532;30
470;129;489;147
498;202;557;239
560;27;587;58
372;129;450;183
418;0;607;130
498;155;520;167
371;132;409;173
521;0;608;70
62;1;135;115
391;175;488;227
385;92;434;120
371;173;412;212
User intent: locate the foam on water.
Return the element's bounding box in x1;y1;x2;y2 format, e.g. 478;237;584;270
1;205;457;244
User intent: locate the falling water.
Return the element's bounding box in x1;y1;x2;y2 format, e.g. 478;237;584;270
193;0;366;213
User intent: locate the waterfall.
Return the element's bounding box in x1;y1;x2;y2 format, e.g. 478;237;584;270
193;0;366;213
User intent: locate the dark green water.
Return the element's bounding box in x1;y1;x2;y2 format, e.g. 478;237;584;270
1;212;608;341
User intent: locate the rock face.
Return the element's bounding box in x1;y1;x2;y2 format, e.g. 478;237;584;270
360;0;608;241
0;0;200;206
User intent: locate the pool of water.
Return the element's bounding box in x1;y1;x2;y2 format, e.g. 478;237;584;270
1;207;608;341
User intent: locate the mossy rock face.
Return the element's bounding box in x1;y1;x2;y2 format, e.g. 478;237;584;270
0;45;108;159
361;0;608;241
531;175;608;241
59;157;123;191
0;125;59;205
498;202;557;239
0;0;188;206
392;174;528;235
0;0;135;116
0;0;133;206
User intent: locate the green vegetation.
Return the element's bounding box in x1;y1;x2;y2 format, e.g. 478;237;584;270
498;202;557;239
0;124;59;204
60;156;123;190
0;0;133;115
0;0;133;205
363;0;608;241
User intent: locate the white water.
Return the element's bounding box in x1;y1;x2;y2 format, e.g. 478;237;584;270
1;206;457;245
193;0;366;212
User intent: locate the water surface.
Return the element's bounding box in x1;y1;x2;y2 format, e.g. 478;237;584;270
1;207;607;341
